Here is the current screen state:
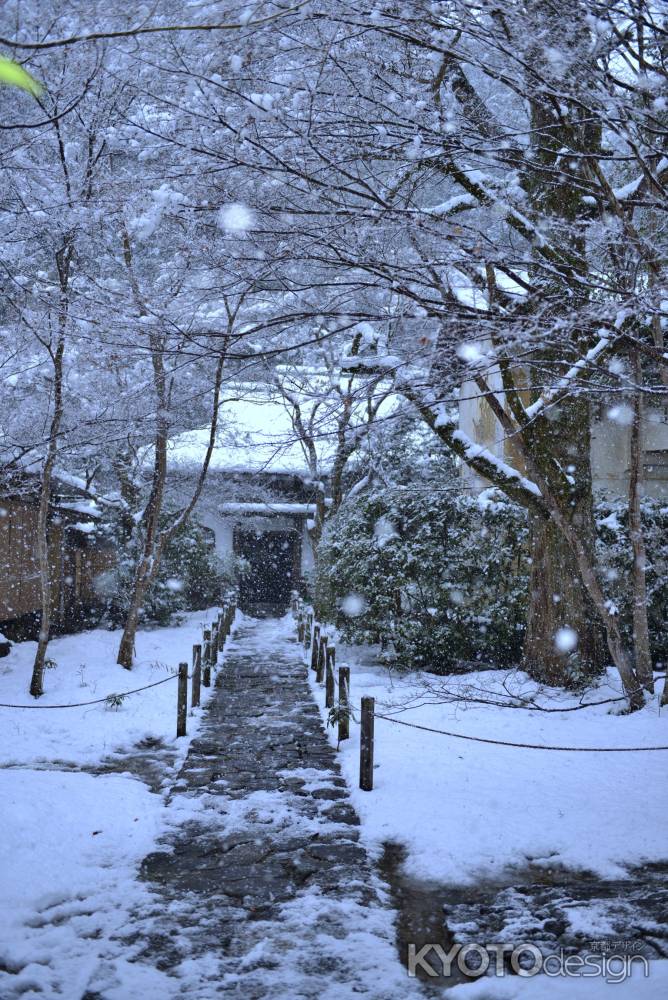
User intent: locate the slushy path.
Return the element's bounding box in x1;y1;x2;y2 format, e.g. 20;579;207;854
130;615;418;999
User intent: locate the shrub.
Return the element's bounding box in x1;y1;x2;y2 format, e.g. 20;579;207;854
318;488;668;673
108;517;233;626
317;487;529;672
595;496;668;667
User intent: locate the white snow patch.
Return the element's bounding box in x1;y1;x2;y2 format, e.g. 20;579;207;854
0;770;163;999
307;647;668;886
0;608;228;999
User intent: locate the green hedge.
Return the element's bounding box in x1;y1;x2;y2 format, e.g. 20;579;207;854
318;488;668;673
317;488;529;672
107;517;232;626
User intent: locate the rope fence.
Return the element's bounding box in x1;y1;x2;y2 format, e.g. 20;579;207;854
0;593;238;739
372;713;668;753
292;595;668;793
0;674;181;709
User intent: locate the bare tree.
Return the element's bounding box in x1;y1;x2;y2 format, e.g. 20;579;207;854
114;232;237;667
274;328;390;559
29;237;71;696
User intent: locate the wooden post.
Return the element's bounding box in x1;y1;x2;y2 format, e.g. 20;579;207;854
316;635;327;683
218;606;227;651
203;629;212;687
177;662;188;737
325;645;336;708
360;696;375;790
192;644;202;708
210;620;218;665
304;612;313;649
214;613;222;653
297;614;305;643
310;624;320;671
338;666;350;742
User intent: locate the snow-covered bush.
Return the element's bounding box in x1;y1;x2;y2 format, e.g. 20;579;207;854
318;488;530;672
108;517;230;626
319;489;668;673
595;496;668;666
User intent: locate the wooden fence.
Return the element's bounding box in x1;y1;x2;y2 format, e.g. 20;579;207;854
292;592;374;791
289;592;668;776
177;596;238;736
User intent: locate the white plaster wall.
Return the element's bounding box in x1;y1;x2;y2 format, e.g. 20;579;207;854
590;419;629;498
460;395;668;499
197;511;235;558
301;521;315;575
459;367;511;495
592;408;668;498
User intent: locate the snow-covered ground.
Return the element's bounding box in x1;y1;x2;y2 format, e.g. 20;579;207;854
308;649;667;883
0;609;221;999
0;769;163;998
0;609;221;768
0;612;422;1000
307;636;668;997
2;611;667;998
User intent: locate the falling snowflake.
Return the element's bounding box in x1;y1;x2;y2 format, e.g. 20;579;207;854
606;404;634;426
218;203;254;234
373;516;398;547
341;594;366;617
554;627;578;653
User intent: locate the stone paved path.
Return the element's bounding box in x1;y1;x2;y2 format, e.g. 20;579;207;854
124;615;418;999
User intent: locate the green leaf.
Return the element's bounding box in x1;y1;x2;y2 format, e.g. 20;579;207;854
105;693;127;710
0;57;43;97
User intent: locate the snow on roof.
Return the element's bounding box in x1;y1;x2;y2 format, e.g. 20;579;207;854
164;383;398;478
71;521;97;534
219;501;329;515
59;500;103;519
166;393;324;476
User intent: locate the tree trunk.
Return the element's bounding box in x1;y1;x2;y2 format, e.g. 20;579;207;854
30;476;56;697
523;396;605;685
30;242;70;697
628;350;654;693
117;559;154;669
524;514;605;685
116;235;170;669
116;414;167;669
661;677;668;708
114;256;228;667
537;470;645;710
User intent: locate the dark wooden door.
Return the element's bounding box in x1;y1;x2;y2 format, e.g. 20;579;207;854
235;529;297;610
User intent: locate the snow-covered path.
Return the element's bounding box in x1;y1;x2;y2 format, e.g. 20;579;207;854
121;615;419;999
